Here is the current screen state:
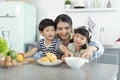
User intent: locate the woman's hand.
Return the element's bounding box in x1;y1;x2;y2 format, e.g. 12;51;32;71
81;46;97;59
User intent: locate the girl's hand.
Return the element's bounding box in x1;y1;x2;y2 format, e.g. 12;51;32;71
81;46;96;59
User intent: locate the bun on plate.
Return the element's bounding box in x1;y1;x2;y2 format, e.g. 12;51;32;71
39;57;50;63
39;52;57;63
46;52;57;62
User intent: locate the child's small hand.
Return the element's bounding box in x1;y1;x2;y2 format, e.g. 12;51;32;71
64;52;73;57
67;52;73;57
78;54;81;57
61;52;73;64
80;46;95;59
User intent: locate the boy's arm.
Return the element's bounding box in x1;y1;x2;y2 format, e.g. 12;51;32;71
24;47;38;58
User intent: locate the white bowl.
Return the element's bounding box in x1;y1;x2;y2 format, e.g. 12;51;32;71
65;57;88;69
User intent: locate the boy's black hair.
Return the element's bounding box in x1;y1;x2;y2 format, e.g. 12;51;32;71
39;18;55;31
70;27;90;49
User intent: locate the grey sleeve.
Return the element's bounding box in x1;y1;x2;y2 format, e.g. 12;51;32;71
55;39;64;55
55;39;62;49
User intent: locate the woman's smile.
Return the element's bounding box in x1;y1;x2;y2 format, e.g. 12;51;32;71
56;21;72;40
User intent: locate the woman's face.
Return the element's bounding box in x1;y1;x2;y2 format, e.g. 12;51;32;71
73;33;87;47
56;21;72;40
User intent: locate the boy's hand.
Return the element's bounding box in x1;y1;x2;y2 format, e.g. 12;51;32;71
64;52;73;57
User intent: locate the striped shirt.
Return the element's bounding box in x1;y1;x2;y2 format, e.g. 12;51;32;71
34;38;62;55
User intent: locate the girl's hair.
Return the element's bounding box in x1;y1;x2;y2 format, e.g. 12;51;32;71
54;14;72;29
70;26;91;49
39;18;55;31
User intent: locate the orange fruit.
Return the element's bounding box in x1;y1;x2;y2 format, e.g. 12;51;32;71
16;53;24;62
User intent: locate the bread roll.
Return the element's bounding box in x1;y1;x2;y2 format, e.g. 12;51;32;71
39;57;50;63
46;52;57;63
39;52;57;63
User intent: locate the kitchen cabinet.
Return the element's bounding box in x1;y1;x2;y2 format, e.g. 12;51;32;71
92;48;120;80
104;48;120;80
0;1;36;53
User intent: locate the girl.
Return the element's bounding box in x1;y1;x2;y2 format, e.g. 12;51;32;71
54;14;104;59
67;27;97;58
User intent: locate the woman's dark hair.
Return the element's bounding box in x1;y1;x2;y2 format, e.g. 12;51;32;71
54;14;72;29
39;18;55;31
70;27;90;49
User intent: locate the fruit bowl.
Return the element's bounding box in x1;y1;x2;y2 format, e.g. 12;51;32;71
65;57;88;69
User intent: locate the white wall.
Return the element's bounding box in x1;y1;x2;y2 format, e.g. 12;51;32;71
28;0;64;24
28;0;120;45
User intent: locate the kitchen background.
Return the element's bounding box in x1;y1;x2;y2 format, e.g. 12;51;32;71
28;0;120;46
1;1;120;79
0;0;120;52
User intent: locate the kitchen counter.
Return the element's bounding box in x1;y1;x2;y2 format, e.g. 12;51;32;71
0;63;118;80
104;47;120;80
104;45;120;49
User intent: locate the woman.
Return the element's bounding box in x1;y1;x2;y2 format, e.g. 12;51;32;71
54;14;104;59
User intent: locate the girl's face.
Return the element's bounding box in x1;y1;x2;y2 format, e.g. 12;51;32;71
41;26;55;40
56;21;72;40
73;33;87;47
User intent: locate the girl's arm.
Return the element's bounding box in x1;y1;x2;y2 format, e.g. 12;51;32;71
81;41;104;59
24;47;38;58
81;46;97;59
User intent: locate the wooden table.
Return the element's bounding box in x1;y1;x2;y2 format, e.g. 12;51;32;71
0;63;118;80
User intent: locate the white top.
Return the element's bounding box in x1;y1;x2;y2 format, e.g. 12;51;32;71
68;43;86;57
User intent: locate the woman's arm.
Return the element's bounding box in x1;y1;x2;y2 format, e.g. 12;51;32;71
81;41;104;59
24;47;38;58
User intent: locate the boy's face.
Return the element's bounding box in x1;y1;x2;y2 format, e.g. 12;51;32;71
41;26;55;40
73;33;87;47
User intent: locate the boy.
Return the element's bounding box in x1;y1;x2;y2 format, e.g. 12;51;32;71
24;18;72;59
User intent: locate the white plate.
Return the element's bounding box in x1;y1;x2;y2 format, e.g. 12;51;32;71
23;61;30;64
37;59;62;66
